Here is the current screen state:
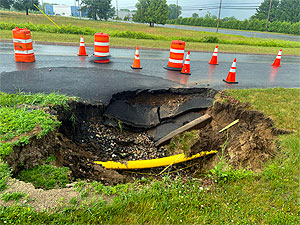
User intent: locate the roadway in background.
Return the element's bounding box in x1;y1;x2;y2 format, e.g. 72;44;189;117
159;24;300;42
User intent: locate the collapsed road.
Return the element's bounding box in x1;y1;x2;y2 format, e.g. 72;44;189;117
4;87;286;185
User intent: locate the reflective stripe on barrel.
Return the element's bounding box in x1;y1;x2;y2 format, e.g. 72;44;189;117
14;49;34;54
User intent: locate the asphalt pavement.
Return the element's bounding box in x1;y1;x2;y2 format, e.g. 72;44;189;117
0;42;299;101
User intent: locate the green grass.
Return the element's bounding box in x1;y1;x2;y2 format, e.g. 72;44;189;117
1;192;25;202
0;92;73;192
16;164;71;190
16;156;71;190
0;161;10;192
0;91;74;108
0;88;299;224
1;11;299;55
0;92;74;158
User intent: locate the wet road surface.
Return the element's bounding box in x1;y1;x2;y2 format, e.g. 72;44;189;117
0;42;299;101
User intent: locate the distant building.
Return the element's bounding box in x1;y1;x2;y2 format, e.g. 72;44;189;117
116;11;135;21
45;5;87;17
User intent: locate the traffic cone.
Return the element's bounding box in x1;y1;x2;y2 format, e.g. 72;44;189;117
223;58;238;84
181;51;191;75
77;35;88;56
131;46;142;69
271;49;282;67
208;45;219;65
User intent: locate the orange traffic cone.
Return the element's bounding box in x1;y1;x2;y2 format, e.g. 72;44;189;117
77;35;88;56
181;51;191;75
208;45;219;65
131;46;142;69
271;49;282;67
223;58;238;84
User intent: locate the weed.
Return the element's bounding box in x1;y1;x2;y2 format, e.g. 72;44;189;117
74;180;87;192
91;182;131;196
118;120;123;133
1;192;26;202
69;197;79;205
44;155;56;163
166;130;199;156
69;113;76;127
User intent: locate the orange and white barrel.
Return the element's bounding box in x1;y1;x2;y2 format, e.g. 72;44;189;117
94;32;110;63
164;40;185;71
12;27;35;63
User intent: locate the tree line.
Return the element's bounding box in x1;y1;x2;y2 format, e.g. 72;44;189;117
168;17;300;35
1;0;299;35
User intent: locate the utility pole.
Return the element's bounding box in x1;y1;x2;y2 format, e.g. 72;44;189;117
266;0;272;31
116;0;118;20
74;0;77;17
176;0;178;22
79;0;81;19
216;0;222;33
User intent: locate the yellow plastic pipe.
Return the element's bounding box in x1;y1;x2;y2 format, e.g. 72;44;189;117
94;150;217;170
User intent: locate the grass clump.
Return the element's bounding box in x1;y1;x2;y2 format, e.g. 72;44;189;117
16;164;71;190
1;192;26;202
0;92;74;158
0;161;11;192
167;130;199;156
0;91;74;108
0;107;60;158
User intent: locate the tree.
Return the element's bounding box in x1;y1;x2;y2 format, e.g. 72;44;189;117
168;4;181;20
13;0;39;15
192;13;199;19
251;0;279;22
251;0;299;23
81;0;115;21
222;16;237;22
133;0;168;27
277;0;300;23
0;0;14;10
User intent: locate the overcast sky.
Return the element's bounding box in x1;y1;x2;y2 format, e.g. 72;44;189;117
42;0;264;20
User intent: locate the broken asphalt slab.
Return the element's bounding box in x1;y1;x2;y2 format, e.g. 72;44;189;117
103;88;217;136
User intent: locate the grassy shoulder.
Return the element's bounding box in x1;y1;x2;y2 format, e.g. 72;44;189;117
1;11;299;55
0;88;299;224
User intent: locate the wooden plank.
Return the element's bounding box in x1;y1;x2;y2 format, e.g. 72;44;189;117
155;114;212;147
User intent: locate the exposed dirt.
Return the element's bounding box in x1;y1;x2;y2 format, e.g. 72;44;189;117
192;98;278;172
0;179;79;211
4;131;61;175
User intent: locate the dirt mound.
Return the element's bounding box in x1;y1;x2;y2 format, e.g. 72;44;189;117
191;98;278;172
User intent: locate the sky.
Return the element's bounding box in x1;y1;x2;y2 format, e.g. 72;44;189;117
42;0;264;20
